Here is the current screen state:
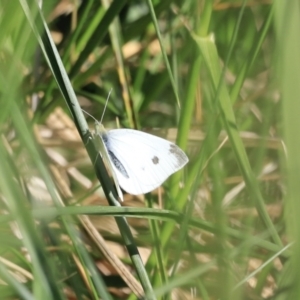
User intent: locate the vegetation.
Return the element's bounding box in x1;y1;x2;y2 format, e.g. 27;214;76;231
0;0;298;299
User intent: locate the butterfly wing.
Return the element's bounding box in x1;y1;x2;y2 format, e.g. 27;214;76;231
100;129;188;195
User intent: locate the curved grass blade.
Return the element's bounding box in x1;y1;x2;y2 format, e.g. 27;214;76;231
19;0;155;298
192;33;282;247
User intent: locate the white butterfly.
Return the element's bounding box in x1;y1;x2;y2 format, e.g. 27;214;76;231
93;123;188;199
85;95;188;200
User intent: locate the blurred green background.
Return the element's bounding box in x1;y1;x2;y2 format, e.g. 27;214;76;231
0;0;298;299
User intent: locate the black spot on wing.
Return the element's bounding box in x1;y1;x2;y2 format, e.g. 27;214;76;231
108;150;129;178
169;143;188;168
152;156;159;165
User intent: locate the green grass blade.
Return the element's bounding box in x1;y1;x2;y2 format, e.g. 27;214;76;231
69;0;127;77
192;33;282;247
146;0;180;107
19;0;155;297
275;0;300;298
0;261;34;300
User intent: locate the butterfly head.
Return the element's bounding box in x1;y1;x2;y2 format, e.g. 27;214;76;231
95;122;106;135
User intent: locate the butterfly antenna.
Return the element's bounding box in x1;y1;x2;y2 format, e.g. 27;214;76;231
100;88;112;124
81;109;100;124
81;89;113;125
